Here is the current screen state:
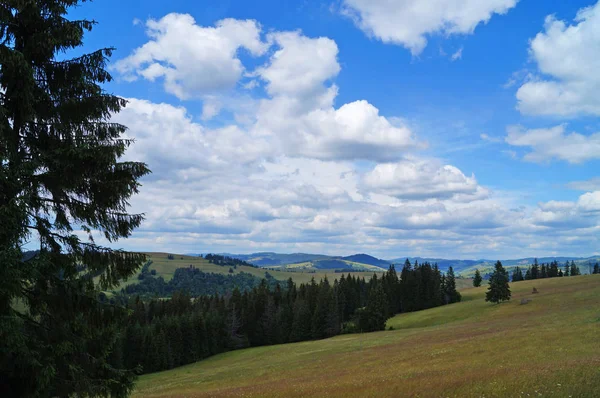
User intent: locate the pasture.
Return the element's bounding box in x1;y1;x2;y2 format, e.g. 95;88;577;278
133;274;600;397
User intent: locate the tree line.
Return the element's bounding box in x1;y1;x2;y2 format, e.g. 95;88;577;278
123;267;278;298
108;260;461;375
511;259;584;282
203;253;258;268
472;259;594;287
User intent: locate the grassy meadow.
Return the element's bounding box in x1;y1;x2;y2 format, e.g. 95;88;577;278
133;275;600;397
135;252;380;285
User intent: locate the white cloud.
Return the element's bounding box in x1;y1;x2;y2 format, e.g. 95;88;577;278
506;124;600;164
253;31;423;161
516;2;600;117
341;0;518;54
109;15;600;258
257;31;341;98
451;47;463;61
530;192;600;228
578;191;600;213
114;14;268;99
362;159;486;201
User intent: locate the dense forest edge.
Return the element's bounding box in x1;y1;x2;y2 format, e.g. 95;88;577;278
107;260;461;374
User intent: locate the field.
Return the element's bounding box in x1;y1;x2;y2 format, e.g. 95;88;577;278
271;259;386;272
133;275;600;397
127;252;381;286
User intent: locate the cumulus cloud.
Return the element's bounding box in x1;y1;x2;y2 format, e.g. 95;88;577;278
516;2;600;117
112;98;271;178
257;31;341;98
253;31;422;161
530;191;600;228
114;14;268;99
109;14;600;258
361;159;486;201
341;0;518;54
505;124;600;164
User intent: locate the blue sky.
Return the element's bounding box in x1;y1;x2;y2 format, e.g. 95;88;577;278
69;0;600;259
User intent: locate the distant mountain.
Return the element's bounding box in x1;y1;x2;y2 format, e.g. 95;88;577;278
387;257;483;273
217;252;330;267
188;251;600;275
341;254;390;268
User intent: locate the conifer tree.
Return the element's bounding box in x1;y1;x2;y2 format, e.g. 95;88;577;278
1;2;150;396
486;261;511;304
531;259;540;279
564;262;571;277
473;269;483;287
594;263;600;274
357;283;388;332
512;267;523;282
444;266;461;304
570;261;580;276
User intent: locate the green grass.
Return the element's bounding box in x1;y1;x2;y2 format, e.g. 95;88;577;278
133;275;600;398
271;259;386;273
128;252;380;286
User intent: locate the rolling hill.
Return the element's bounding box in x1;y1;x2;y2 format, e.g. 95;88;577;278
221;252;600;275
118;252;380;288
133;274;600;397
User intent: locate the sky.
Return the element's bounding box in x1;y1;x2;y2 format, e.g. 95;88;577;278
67;0;600;259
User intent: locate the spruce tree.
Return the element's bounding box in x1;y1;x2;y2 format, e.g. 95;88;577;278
473;269;483;287
444;266;461;304
594;263;600;275
357;282;388;332
486;261;511;304
0;2;150;396
512;267;524;282
570;261;580;276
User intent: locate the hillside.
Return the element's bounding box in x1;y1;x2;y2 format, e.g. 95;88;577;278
120;252;379;288
341;253;390;268
459;256;600;278
133;275;600;397
216;252;331;267
224;252;600;275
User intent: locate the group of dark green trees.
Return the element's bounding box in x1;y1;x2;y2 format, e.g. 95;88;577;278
486;261;511;304
511;260;584;282
478;259;595;304
472;259;591;288
123;267;278;297
109;260;461;375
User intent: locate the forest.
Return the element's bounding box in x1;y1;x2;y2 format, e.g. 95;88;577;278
511;259;590;281
108;260;461;374
123;266;278;297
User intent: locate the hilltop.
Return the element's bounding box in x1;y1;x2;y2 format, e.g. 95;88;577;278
123;252;381;287
214;252;600;275
133;275;600;397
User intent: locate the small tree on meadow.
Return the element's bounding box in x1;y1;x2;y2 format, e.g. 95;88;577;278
486;261;511;304
594;263;600;274
473;269;483;287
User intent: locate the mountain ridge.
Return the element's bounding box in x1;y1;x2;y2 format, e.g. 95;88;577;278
185;252;600;274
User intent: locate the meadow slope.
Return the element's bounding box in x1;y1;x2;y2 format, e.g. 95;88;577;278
133;275;600;398
134;252;379;285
